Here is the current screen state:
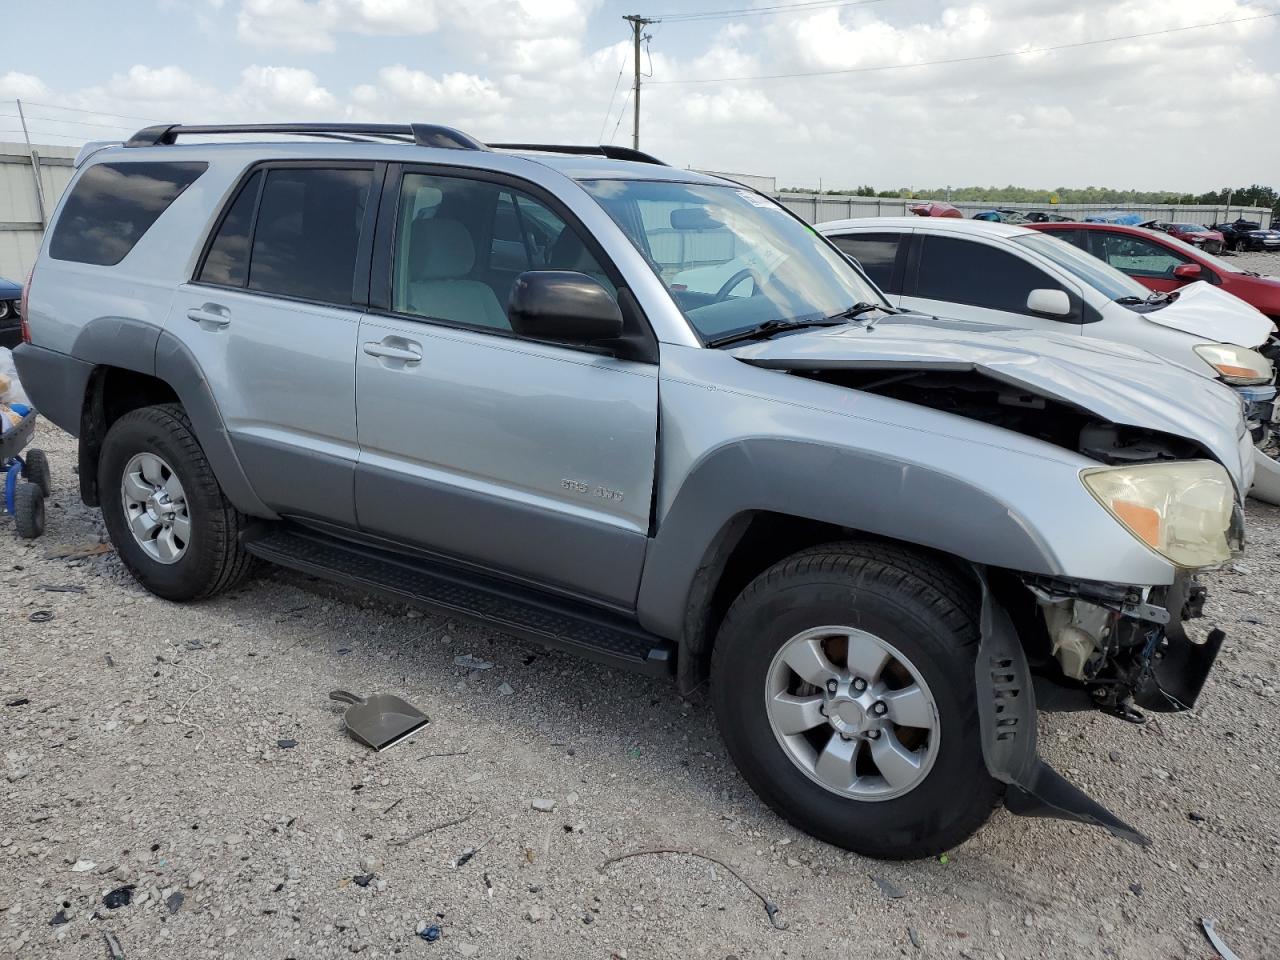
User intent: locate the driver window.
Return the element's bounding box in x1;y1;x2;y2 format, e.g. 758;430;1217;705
1094;233;1188;279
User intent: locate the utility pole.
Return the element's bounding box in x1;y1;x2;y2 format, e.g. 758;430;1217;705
624;14;657;150
15;99;47;227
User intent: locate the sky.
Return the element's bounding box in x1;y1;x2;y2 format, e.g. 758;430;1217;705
1;0;1277;193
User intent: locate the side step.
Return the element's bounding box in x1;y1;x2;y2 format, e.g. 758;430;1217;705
245;528;676;678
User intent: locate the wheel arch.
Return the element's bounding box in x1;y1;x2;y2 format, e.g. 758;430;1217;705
74;323;272;517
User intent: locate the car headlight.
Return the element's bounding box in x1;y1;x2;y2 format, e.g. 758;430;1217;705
1081;461;1236;568
1193;343;1273;385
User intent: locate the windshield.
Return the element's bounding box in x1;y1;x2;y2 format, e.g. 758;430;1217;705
1172;223;1207;232
579;179;886;342
1012;232;1152;300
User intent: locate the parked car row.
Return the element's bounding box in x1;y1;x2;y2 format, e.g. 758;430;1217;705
10;124;1275;863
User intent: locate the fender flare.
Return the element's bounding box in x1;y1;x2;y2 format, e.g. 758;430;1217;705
636;437;1064;640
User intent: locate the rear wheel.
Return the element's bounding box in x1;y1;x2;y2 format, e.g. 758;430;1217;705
22;448;51;497
711;541;1001;860
99;404;255;601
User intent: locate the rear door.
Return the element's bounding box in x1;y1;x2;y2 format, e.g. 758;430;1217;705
168;161;379;526
901;233;1083;335
353;166;658;608
824;230;910;303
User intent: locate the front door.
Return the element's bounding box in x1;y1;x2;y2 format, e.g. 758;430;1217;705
168;162;378;526
353;168;658;608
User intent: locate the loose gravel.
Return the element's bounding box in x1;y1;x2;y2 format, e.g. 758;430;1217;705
3;263;1280;959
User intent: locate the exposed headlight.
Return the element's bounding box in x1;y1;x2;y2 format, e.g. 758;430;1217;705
1081;461;1236;568
1193;343;1273;385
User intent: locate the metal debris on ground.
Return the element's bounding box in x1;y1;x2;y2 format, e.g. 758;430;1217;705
43;542;112;560
871;874;906;899
103;930;126;959
453;654;493;670
277;739;297;749
34;583;85;593
1202;917;1243;960
102;885;134;909
598;847;788;931
28;610;54;622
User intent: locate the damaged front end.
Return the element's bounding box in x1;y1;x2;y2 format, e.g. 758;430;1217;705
976;568;1229;847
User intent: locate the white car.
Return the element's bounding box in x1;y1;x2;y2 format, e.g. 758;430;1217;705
816;217;1280;502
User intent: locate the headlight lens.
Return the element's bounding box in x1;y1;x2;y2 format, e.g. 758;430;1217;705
1194;343;1273;384
1081;460;1235;568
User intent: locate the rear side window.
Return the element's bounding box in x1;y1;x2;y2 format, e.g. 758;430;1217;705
915;235;1068;316
49;161;207;266
248;168;373;303
828;233;903;292
197;166;373;305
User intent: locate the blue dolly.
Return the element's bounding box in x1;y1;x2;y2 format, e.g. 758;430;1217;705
1;403;51;538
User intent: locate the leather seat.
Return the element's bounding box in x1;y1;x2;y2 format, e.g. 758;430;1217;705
407;217;509;330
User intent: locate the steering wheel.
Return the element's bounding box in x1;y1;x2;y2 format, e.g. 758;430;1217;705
713;268;760;303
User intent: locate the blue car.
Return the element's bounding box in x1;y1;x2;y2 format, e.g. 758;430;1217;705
0;277;21;349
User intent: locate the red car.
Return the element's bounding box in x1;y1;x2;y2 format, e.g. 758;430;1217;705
1030;221;1280;322
1141;220;1225;254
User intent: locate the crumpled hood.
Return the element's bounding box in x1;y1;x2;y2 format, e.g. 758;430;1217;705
1143;281;1274;346
730;315;1250;487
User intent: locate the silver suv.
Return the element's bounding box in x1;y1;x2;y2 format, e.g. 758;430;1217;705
15;122;1252;858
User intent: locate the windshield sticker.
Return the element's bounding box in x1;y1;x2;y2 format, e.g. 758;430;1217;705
736;190;777;209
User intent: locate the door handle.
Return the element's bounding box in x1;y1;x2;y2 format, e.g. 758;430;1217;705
187;304;231;329
363;340;423;364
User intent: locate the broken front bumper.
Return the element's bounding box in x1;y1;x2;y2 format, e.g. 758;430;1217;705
973;568;1224;847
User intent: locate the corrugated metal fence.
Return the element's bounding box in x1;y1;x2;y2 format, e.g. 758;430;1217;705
0;141;76;281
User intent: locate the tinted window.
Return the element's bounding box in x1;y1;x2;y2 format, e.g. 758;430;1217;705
248;167;373;304
392;173;614;333
916;235;1069;316
1090;232;1189;279
828;233;902;291
198;170;262;287
49;161;206;266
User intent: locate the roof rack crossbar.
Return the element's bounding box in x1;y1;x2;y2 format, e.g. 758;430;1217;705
488;143;667;166
125;123;486;151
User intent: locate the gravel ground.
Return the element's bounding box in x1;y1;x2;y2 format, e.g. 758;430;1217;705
3;264;1280;960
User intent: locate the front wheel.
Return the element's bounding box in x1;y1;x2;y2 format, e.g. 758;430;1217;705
98;404;255;601
711;542;1001;860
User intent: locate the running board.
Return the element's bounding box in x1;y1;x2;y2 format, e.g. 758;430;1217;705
245;528;676;678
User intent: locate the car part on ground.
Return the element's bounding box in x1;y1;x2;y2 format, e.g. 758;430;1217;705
14;121;1250;858
329;690;430;751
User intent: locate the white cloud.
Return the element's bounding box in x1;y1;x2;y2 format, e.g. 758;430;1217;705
235;66;337;111
108;65;206;102
0;71;50;100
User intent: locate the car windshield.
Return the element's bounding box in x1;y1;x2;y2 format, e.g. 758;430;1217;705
579;179;887;343
1013;232;1152;300
1172;223;1206;232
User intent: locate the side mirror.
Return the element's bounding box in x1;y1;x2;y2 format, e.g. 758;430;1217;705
1026;288;1072;317
508;271;623;344
1173;263;1202;281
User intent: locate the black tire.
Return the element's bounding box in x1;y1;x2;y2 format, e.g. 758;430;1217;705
22;448;51;497
13;482;45;539
711;541;1002;860
98;404;255;601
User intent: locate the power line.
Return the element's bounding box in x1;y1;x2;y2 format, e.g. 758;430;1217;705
649;10;1280;83
0;112;137;132
609;87;633;144
1;98;163;124
652;0;885;22
597;44;630;142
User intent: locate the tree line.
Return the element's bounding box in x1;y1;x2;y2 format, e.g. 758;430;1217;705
780;183;1280;214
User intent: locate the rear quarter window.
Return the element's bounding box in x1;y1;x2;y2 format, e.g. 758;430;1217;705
48;161;207;266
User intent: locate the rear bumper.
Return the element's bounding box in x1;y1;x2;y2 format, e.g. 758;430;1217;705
11;343;94;436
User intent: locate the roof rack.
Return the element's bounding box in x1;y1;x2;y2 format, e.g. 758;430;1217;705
124;123;488;151
489;143;666;166
122;123;668;165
